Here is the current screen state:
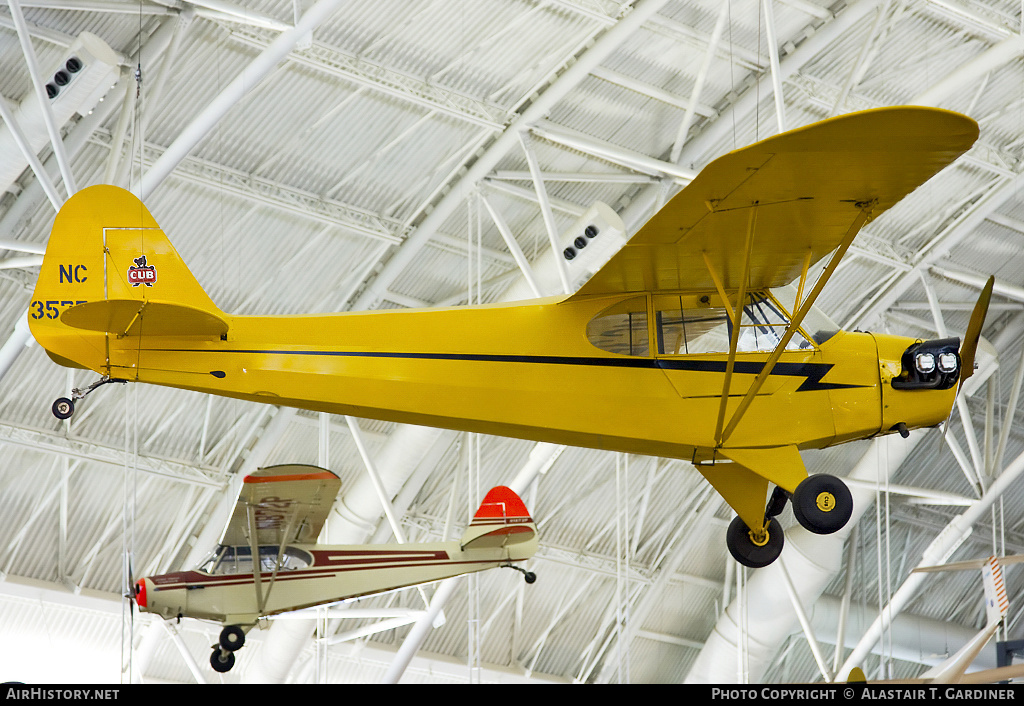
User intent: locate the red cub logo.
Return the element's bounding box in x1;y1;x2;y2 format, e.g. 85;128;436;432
127;255;156;287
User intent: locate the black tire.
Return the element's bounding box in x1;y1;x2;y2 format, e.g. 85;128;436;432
792;474;853;535
219;625;246;652
726;516;784;568
52;397;74;420
210;648;235;673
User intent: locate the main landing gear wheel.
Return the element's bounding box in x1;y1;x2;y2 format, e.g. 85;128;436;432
219;625;246;652
792;474;853;535
726;516;784;568
210;648;235;673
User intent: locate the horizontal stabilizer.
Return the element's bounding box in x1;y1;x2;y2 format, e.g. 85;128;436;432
461;486;536;550
61;299;229;338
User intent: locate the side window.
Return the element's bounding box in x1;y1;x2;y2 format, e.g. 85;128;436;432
199;545;313;575
586;296;650;356
654;296;730;354
653;293;811;355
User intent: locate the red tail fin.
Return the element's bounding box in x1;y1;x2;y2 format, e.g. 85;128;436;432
460;486;537;550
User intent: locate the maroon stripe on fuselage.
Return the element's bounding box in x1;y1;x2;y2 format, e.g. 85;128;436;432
148;556;511;592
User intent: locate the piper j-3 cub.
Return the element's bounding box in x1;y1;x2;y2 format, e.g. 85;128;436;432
28;106;992;569
129;465;538;673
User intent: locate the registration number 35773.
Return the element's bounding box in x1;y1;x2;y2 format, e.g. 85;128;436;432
29;299;86;320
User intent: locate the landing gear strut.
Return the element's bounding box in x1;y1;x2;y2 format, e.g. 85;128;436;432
51;376;124;420
725;474;852;569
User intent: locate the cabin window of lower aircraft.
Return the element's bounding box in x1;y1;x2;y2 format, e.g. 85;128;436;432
199;545;313;575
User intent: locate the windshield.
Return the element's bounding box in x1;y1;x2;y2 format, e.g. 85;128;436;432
769;284;840;345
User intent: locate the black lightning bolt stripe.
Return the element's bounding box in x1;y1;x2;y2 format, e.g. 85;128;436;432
152;348;867;392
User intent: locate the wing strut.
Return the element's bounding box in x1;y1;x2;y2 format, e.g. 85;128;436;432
719;202;875;446
711;203;758;447
246;503;265;614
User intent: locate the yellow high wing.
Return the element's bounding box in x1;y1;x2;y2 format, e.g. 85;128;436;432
572;106;979;299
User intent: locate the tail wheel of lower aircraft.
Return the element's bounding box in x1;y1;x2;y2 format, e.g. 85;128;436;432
726;516;784;568
210;648;235;673
219;625;246;652
792;474;853;535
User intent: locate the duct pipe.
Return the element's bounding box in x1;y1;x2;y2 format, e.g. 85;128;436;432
685;433;922;683
838;446;1024;679
6;0;80;196
809;595;997;671
133;0;350;201
350;0;672;312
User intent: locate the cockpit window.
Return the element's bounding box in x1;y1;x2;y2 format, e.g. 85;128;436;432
198;545;313;575
586;296;650;356
653;292;813;355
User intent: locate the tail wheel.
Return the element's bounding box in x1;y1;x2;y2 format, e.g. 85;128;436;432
792;474;853;535
726;516;784;568
210;648;235;673
52;397;74;420
219;625;246;652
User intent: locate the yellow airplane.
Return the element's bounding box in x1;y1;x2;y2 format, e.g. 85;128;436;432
129;465;538;673
27;106;992;569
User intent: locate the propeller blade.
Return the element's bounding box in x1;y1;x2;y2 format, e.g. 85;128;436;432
960;275;995;386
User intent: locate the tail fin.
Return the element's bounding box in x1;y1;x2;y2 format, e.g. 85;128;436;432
29;184;226;376
460;486;537;551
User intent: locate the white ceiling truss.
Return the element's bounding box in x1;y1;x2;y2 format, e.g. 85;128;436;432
3;0;1024;685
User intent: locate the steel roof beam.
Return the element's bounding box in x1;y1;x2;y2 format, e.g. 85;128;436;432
349;0;673;312
0;419;225;488
134;0;351;201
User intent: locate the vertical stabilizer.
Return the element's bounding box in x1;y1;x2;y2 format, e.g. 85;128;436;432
30;184;226;375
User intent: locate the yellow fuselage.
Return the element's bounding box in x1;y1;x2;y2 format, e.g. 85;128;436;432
51;293;953;463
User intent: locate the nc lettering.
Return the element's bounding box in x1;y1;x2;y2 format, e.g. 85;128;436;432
58;264;87;283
